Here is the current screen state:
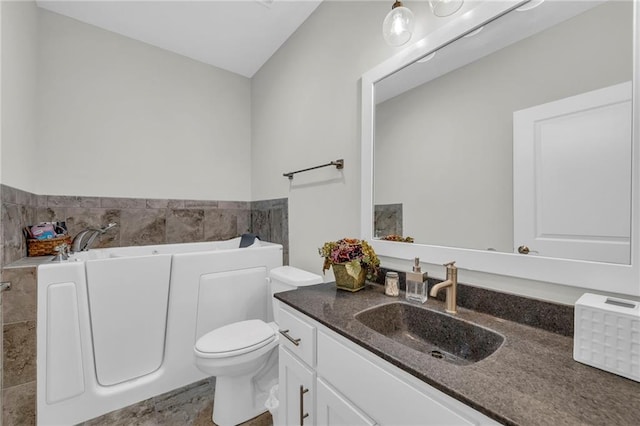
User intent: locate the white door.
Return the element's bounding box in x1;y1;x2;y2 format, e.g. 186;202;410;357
513;81;632;264
316;378;377;426
278;346;315;426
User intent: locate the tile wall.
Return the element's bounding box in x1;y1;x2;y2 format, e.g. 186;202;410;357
374;203;403;238
1;184;289;265
251;198;289;265
0;184;288;425
1;268;36;425
0;185;2;425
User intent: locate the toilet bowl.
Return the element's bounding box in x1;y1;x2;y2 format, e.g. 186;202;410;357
194;266;323;426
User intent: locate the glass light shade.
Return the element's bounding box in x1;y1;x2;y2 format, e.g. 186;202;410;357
382;5;415;46
429;0;464;17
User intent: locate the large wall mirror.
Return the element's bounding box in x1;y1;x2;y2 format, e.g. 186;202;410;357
361;0;640;296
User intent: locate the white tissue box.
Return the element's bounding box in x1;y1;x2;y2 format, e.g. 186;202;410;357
573;293;640;382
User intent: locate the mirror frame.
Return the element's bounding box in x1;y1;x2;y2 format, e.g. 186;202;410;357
361;0;640;296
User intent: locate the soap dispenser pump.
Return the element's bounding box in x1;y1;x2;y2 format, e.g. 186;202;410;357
406;257;428;303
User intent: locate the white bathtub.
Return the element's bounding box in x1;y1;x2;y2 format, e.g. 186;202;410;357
36;237;283;426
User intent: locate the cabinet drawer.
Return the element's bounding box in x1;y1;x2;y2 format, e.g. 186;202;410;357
318;331;496;425
278;307;316;366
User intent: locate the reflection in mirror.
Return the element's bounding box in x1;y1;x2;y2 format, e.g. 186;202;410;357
373;1;633;264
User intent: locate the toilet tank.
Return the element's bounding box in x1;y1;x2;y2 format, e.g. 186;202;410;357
269;266;323;324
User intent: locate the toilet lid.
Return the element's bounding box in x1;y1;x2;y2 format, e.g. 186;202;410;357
195;319;276;356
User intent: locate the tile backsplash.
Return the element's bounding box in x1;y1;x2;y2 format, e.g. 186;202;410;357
0;184;289;266
376;266;574;336
374;203;403;238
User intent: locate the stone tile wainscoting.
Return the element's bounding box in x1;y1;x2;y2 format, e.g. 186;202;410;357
1;267;37;425
251;199;289;265
374;203;403;238
0;184;286;425
0;184;2;425
1;184;289;266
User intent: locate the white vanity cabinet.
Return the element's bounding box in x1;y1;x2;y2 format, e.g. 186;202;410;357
277;305;499;426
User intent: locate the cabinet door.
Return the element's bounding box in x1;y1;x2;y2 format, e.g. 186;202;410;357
279;346;315;426
317;331;490;425
316;378;376;426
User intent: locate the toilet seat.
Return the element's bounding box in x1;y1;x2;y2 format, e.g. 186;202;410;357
195;319;276;359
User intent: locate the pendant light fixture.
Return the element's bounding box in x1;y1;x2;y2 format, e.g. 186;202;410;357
428;0;464;17
382;1;415;47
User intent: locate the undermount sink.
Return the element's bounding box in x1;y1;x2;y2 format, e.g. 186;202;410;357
355;302;504;366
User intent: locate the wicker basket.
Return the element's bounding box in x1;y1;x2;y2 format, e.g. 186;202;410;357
27;236;72;257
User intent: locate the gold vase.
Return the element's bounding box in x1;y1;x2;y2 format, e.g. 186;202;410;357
332;263;366;292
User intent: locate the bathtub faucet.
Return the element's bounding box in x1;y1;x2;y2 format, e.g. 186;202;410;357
71;222;118;252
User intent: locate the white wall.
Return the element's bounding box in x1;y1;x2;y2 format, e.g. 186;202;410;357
251;0;452;276
1;0;39;193
250;0;638;304
1;3;3;195
2;0;632;303
8;5;252;201
252;1;388;276
0;4;3;420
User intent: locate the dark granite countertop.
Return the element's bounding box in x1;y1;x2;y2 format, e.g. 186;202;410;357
275;282;640;426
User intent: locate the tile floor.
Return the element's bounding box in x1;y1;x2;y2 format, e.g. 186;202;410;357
80;379;273;426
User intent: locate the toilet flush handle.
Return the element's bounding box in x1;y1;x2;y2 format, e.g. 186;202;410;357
279;329;301;346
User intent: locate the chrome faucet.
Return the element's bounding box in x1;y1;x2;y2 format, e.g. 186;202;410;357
71;222;118;252
429;261;458;314
51;243;70;262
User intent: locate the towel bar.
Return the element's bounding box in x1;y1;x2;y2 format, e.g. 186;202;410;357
283;159;344;180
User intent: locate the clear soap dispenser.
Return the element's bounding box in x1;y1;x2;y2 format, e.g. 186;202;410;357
406;257;428;303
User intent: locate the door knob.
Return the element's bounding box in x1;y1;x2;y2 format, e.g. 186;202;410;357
517;245;538;254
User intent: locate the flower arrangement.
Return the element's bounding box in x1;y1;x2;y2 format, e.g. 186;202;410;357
380;234;414;243
319;238;380;281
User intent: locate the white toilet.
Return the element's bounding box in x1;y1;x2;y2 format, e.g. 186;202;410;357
194;266;323;426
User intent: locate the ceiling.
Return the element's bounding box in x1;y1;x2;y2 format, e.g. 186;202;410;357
36;0;323;78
